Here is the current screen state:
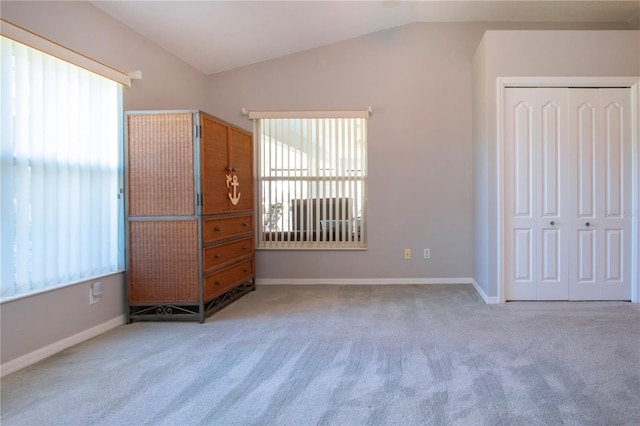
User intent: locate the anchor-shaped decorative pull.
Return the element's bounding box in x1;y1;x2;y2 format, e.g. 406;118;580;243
226;173;241;205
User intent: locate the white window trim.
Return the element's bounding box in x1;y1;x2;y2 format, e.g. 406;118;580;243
247;108;371;119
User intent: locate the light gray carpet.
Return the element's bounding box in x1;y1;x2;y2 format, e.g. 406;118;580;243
1;284;639;426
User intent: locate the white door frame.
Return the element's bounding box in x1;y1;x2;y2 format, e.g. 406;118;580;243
496;77;640;304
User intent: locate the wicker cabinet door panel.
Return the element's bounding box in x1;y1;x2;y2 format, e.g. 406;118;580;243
200;114;229;215
201;114;230;215
229;128;253;212
127;113;195;216
202;214;253;243
203;237;254;273
203;259;254;300
129;220;199;303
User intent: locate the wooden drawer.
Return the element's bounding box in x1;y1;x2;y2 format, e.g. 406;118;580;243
202;214;253;243
204;258;254;300
203;237;254;273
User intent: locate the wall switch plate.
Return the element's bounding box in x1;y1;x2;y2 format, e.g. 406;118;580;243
424;249;431;259
404;249;411;260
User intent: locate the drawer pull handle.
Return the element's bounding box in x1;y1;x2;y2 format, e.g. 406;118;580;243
214;227;220;232
214;281;221;286
243;269;248;273
242;247;247;250
242;223;248;227
214;254;221;259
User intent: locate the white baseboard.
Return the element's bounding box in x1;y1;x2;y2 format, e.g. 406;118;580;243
1;315;126;378
256;278;500;304
471;279;500;304
256;277;475;286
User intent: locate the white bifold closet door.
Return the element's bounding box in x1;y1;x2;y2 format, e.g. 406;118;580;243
505;87;632;301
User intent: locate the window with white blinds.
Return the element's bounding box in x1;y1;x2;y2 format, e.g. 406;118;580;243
0;35;124;300
252;112;368;249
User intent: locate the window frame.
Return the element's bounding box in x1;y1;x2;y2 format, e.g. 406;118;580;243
250;110;369;250
0;22;127;302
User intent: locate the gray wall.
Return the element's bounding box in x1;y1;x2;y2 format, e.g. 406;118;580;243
472;30;640;299
1;0;208;111
0;274;124;364
203;22;634;282
204;23;483;281
472;35;489;297
0;0;208;367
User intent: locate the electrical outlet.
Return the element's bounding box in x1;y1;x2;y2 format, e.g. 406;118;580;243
404;249;411;260
89;281;102;304
424;249;431;259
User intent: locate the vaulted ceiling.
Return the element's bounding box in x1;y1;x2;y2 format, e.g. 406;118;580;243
90;1;640;74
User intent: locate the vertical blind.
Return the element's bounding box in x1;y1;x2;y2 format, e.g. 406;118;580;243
252;113;368;249
1;36;123;300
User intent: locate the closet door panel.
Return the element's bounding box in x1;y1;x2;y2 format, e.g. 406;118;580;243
537;90;568;300
605;230;623;282
569;90;599;298
576;100;597;219
604;102;623;216
541;101;561;218
542;229;560;281
576;229;596;283
598;89;631;299
505;88;568;300
568;88;631;300
505;89;538;300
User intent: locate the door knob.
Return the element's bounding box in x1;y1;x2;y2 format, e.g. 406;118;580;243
585;222;590;227
550;221;555;226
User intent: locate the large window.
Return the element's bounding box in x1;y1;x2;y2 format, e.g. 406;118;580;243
1;34;124;300
252;111;368;249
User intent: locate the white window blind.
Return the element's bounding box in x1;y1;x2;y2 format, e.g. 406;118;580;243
252;112;368;249
1;36;123;300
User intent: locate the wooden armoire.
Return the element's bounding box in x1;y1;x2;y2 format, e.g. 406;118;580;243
125;110;255;322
